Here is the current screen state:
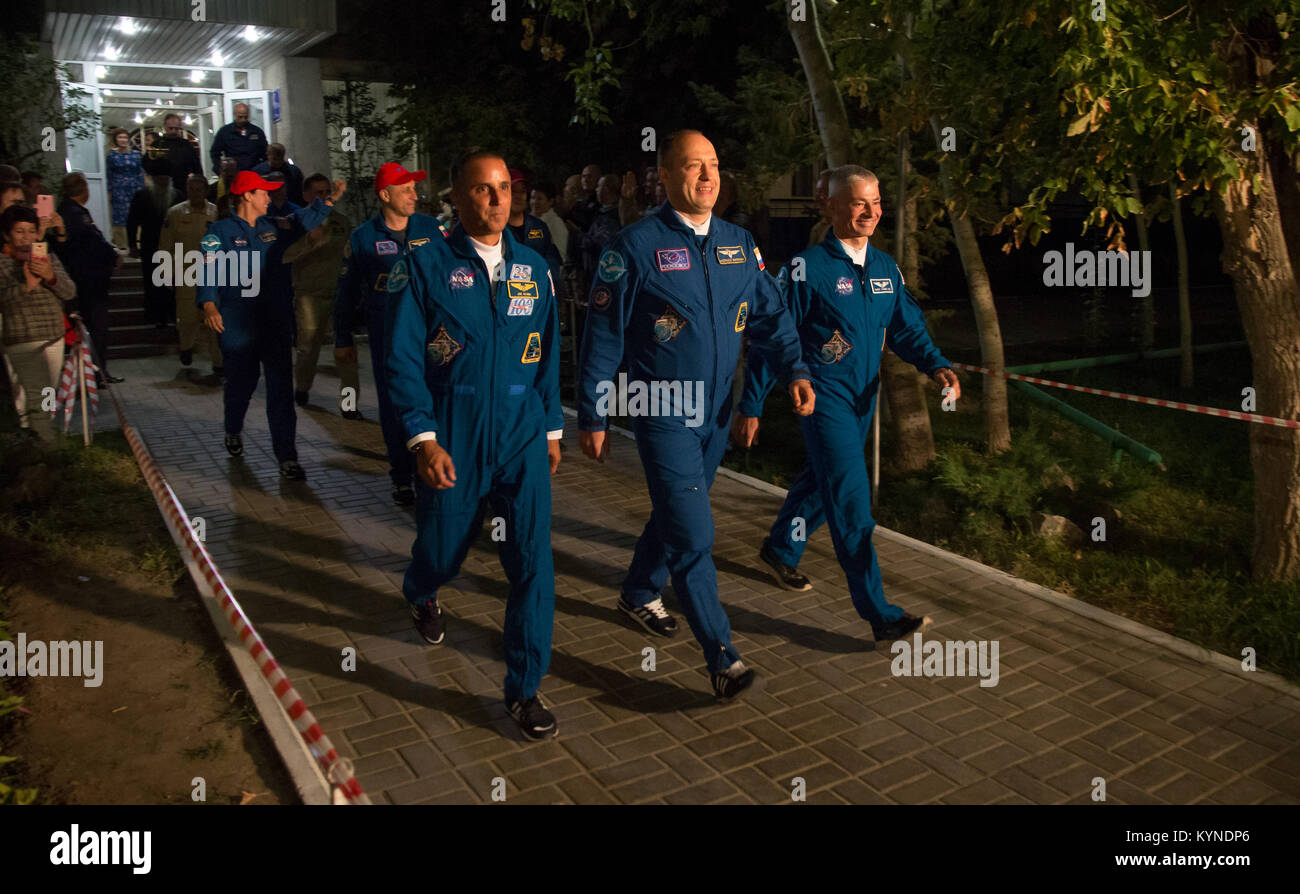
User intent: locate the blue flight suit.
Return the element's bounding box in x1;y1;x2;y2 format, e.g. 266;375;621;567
336;212;449;488
578;201;809;674
509;213;564;276
738;230;951;629
196;198;333;462
385;227;563;703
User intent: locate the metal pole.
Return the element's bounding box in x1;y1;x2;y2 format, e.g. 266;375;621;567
77;346;90;446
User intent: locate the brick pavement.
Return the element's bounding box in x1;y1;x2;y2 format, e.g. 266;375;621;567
101;350;1300;805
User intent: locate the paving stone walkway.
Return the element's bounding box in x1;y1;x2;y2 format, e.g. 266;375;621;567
102;350;1300;805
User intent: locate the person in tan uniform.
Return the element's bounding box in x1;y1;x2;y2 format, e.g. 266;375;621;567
282;173;358;414
161;174;221;378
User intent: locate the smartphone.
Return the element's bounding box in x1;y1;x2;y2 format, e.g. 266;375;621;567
30;241;48;261
36;194;54;218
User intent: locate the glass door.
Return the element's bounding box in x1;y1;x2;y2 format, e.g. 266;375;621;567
63;82;110;234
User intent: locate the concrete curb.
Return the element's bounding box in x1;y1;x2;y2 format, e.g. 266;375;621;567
563;407;1300;700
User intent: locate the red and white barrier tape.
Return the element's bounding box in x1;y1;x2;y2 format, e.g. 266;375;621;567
98;348;369;804
949;361;1299;430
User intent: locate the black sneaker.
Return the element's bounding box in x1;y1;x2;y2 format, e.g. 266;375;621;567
340;409;364;421
392;483;415;506
617;596;678;638
507;694;558;741
224;433;243;456
294;390;309;407
872;613;931;642
711;660;759;702
180;349;193;366
411;600;445;644
759;541;812;591
279;460;306;480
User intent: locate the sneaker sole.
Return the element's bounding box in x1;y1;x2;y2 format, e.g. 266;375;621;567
873;615;933;642
763;563;813;592
617;601;678;638
715;670;763;704
517;721;559;741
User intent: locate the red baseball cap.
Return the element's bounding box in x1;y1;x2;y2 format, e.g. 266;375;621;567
375;162;427;193
509;168;527;184
230;170;283;195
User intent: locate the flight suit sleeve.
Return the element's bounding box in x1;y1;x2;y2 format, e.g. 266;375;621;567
537;267;564;438
738;265;810;417
333;233;361;349
384;256;439;443
196;221;223;310
577;238;637;431
744;252;810;389
884;272;950;376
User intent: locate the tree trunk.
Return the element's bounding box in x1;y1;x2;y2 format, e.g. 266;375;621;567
1169;181;1193;388
1127;172;1154;351
882;129;937;471
787;1;853;167
1212;145;1300;581
929;117;1011;453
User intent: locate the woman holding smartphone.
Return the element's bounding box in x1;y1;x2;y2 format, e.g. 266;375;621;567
106;126;143;250
0;205;77;439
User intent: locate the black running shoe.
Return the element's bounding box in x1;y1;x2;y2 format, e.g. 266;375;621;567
180;349;193;366
294;390;309;407
507;694;558;741
618;596;678;638
411;600;445;645
759;540;812;591
392;483;415;506
224;433;243;456
279;460;307;480
340;409;364;421
872;612;931;642
711;660;759;702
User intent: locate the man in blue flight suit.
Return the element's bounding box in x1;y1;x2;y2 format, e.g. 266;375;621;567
578;129;815;702
507;168;564;276
199;170;346;479
734;165;961;641
334;162;449;506
385;147;564;740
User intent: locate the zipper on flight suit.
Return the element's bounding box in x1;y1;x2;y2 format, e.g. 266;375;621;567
695;232;719;421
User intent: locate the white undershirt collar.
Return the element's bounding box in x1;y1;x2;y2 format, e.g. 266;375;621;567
469;235;505;284
839;238;868;268
674;210;711;237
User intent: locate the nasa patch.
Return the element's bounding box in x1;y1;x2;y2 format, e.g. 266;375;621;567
200;233;221;252
375;240;398;255
591;285;612;310
598;249;626;282
449;267;476;289
656;248;690;272
870;278;894;294
510;263;532;281
835;277;854;295
716;245;746;265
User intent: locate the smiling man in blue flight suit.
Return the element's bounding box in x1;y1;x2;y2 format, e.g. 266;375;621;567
578;129;815;702
385;147;564;741
199;170;346;479
734;165;961;641
334;162;449;506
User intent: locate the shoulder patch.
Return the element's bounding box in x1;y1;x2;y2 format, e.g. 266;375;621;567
716;245;746;265
591;285;612;310
409;236;431;248
598;248;626;282
521;331;542;363
754;247;765;271
200;233;221;252
734;301;748;332
387;259;409;293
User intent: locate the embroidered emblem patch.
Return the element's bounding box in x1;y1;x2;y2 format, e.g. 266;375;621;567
754;247;765;271
449;267;475;289
409;237;430;248
591;285;612;310
653;306;687;342
716;245;746;265
819;329;852;363
835;276;854;295
233;237;248;247
200;233;220;252
387;259;409;293
734;301;748;332
508;297;534;316
376;240;398;255
598;249;626;282
375;273;389;291
507;280;538;301
521;331;542;363
656;248;690;272
870;278;894;294
427;325;462;365
527;228;543;241
259;231;276;242
510;263;532;281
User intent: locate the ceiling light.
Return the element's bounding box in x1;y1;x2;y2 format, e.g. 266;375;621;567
133;113;143;123
242;26;260;42
183;115;194;125
94;65;108;80
190;70;204;83
211;50;225;66
103;89;112;96
104;46;120;61
116;17;138;36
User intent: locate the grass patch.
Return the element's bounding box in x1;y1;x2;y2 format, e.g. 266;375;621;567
724;349;1300;681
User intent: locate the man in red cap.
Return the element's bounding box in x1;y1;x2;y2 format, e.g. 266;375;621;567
197;169;346;479
333;162;449;504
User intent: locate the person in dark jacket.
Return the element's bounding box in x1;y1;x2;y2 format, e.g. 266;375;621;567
251;143;304;207
128;157;183;327
155;113;204;187
209;103;268;173
53;173;122;383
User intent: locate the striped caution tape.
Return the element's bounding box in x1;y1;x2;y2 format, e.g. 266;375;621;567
104;383;371;804
948;362;1300;430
